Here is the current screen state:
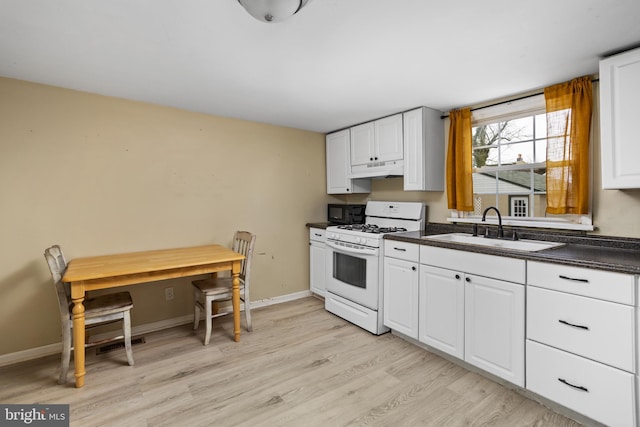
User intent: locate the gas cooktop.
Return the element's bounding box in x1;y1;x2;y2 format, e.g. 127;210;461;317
336;224;408;234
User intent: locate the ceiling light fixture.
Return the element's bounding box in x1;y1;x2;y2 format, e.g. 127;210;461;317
237;0;311;23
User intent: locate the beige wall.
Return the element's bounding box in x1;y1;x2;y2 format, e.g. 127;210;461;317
0;77;332;356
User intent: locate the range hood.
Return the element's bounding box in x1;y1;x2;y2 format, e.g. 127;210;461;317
349;159;404;179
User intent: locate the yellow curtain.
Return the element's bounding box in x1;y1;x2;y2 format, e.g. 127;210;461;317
446;108;473;211
544;76;592;215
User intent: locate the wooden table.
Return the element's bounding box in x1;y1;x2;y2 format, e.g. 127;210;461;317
62;244;245;388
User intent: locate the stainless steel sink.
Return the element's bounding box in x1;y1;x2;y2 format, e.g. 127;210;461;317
421;233;565;252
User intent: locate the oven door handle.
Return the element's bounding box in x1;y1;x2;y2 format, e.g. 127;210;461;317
326;241;376;256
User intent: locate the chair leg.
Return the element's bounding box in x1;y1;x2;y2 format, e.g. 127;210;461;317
123;311;134;366
59;323;71;384
203;296;213;346
193;289;201;330
243;298;252;332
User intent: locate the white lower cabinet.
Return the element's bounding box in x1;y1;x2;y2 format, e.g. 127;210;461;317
526;261;637;426
527;340;635;427
464;274;524;387
383;241;419;339
309;228;326;296
382;243;639;425
418;265;464;359
418;246;525;387
528;285;635;372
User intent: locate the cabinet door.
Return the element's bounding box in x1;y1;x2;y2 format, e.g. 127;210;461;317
403;107;445;191
418;265;465;359
383;257;419;339
600;47;640;189
309;240;326;296
375;114;403;162
465;275;524;386
350;122;375;166
326;130;370;194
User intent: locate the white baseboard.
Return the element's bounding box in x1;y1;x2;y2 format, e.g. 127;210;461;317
0;290;313;368
251;290;312;309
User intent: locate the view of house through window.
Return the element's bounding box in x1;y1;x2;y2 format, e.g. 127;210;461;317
454;93;593;230
471;112;548;219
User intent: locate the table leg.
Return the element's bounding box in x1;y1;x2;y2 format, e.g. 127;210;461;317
232;260;241;342
71;283;86;388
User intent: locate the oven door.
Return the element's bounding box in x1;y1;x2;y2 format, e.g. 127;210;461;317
325;240;380;311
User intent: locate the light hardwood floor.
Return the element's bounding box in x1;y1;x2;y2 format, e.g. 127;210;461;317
1;297;587;426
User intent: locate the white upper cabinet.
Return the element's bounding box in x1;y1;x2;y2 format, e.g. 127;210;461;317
350;114;403;166
403;107;445;191
326;130;371;194
350;122;376;166
375;114;404;162
600;47;640;189
326;107;445;192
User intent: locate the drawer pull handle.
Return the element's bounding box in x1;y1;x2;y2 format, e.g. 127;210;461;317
558;378;589;392
558;275;589;283
394;247;407;251
558;319;589;330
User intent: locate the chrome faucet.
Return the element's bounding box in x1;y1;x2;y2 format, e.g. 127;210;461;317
481;206;504;238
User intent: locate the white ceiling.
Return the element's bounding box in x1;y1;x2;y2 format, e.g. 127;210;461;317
2;0;640;133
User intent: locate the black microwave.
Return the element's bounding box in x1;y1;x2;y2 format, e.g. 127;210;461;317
328;204;366;225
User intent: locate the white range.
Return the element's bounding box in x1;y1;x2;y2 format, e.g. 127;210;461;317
324;201;426;334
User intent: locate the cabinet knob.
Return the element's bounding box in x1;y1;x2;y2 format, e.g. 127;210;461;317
374;156;378;160
412;266;416;271
370;157;374;161
455;274;461;280
465;277;471;282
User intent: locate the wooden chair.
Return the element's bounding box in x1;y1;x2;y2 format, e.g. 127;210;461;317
192;231;256;345
44;245;135;384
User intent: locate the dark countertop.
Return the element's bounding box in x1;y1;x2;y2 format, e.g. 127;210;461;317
385;223;640;275
306;222;332;229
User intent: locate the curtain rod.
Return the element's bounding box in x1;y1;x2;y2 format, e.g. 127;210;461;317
440;77;599;120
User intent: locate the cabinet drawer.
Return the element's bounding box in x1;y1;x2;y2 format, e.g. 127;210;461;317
385;241;419;262
309;228;326;242
527;261;635;305
526;340;636;427
528;286;635;372
420;245;525;284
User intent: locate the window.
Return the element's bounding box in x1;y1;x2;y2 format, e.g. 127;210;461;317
449;94;593;231
472;109;547;219
509;196;528;217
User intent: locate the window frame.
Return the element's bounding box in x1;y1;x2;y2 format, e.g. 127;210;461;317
447;94;594;231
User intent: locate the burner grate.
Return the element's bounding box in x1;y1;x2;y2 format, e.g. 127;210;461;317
337;224;407;234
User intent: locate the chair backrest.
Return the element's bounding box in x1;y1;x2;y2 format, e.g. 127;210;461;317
232;231;256;285
44;245;72;318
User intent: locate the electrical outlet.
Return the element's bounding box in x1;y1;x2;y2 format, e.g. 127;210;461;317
164;287;174;301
